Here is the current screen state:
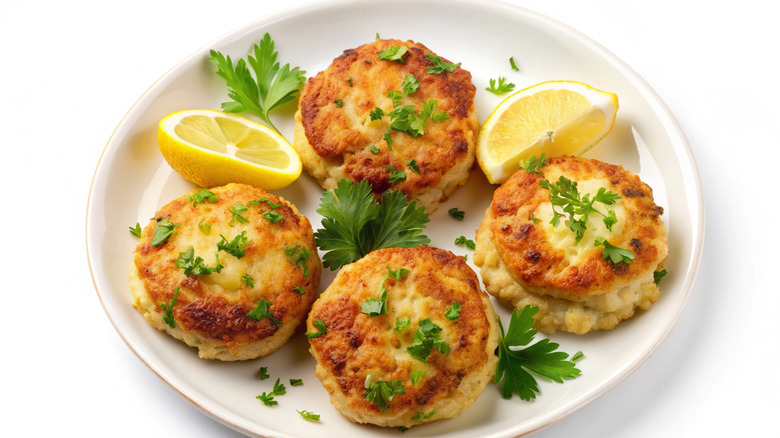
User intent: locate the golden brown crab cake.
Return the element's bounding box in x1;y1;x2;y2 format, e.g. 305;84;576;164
306;245;498;428
294;38;479;213
130;183;321;361
473;156;668;334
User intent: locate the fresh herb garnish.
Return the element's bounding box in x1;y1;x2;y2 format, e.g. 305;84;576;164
538;176;621;241
129;222;142;238
370;107;385;121
209;33;306;134
425;53;460;74
242;273;255;287
401;74;419;95
175;247;220;276
218;231;251;258
384;129;393;149
256;367;270;380
186;189;218;206
410;370;426;385
297;410;320;421
454;235;476;250
247;299;282;326
448;208;465;221
509;57;519;71
293;285;306;295
571;351;585;362
229;202;250;226
198;220;212;235
363;379;405;412
486;76;516;94
529;213;540;224
412;410;436;422
378;45;408;63
494;306;581;400
314;179;430;270
654;268;668;285
594;237;635;264
248;197;282;209
395;316;411;333
407;318;449;362
307;318;327;339
283;243;311;278
290;379;303;386
151;217;178;246
160;286;180;328
368;144;380;154
386;165;407;184
519;153;548;176
256;378;287;406
444;302;461;321
407;159;420;174
361;266;409;317
262;210;284;223
334;98;344;108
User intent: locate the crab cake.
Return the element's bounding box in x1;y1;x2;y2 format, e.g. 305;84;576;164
473;156;667;334
294;38;479;213
306;246;498;428
130;183;321;361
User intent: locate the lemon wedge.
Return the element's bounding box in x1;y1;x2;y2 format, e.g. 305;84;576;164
158;109;302;190
476;81;618;184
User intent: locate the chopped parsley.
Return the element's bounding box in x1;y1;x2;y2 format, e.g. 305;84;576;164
448;207;465;221
595;237;635;264
334;98;344;107
198;220;212;235
175;246;221;276
368;144;380;154
654;268;668;285
539;176;622;241
262;210;284;223
370;107;386;121
293;285;306;295
306;318;327;339
378;45;408;62
386;165;407;184
283;243;312;278
412;410;436;422
410;370;426;385
509;56;519;71
186;188;218;206
407;318;449;362
425;53;461;74
454;235;476;250
519;153;548;176
229;202;250;226
395;316;411;333
401;74;419;95
242;273;255;287
248;197;281;209
217;231;251;258
486;76;516;95
384;129;393;149
406;159;420;174
363;379;405;412
290;379;303;386
160;286;180;328
129;222;142;238
247;299;282;326
297;410;320;421
256;367;270;380
256;378;286;406
150;217;178;246
444;302;461;321
361;267;409;317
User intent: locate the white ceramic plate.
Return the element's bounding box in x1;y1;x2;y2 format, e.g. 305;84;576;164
86;0;704;436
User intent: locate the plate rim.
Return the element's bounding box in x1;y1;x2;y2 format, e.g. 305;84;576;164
85;0;706;436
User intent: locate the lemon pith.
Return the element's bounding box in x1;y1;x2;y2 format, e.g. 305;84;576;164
476;81;618;184
158;110;302;190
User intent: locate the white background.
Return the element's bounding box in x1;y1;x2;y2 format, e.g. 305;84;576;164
2;0;777;436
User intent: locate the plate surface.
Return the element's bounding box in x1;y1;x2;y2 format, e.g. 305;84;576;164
86;0;704;436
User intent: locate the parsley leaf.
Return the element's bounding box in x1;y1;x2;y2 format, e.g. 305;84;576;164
454;235;476;250
218;231;251;259
247;299;282;326
290;379;303;386
198;220;211;235
519;153;548;176
444;302;461;321
242;273;255;287
229;202;249;226
412;410;436;422
307;318;327;339
293;285;306;295
539;176;622;242
448;208;465;221
410;370;426;385
425;53;461;74
384;129;393;149
160;286;180;328
363;379;405;412
509;56;519;71
334;98;344;107
298;410;320;421
368;144;380;154
401;74;419;95
361;266;409;317
262;210;284;223
407;319;449;362
314;179;430;270
386;165;406;184
151;217;178;246
407;159;420;174
175;247;220;276
247;197;281;208
256;367;270;380
654;268;668;285
186;189;218;206
395;317;411;333
486;76;516;94
594;237;635;264
129;222;142;238
283;243;311;278
378;45;408;62
370;107;385;120
256;378;287;407
209;33;306;134
494;306;581;400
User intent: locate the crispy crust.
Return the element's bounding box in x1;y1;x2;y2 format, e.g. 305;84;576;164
473;156;668;334
294;39;479;212
130;183;321;360
306;246;499;427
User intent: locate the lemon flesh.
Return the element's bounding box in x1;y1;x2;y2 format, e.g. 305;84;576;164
477;81;618;184
158;110;302;190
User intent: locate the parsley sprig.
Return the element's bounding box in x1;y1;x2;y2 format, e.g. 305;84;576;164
160;286;181;328
361;266;409;317
186;189;218;206
247;299;282;326
495;306;581;400
363;379;405;412
175;246;223;276
217;231;251;259
210;33;306;134
314;179;430;270
407;318;450;362
425;53;460;74
151;217;178;246
539;176;622;242
256;378;287;406
486;76;516;95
